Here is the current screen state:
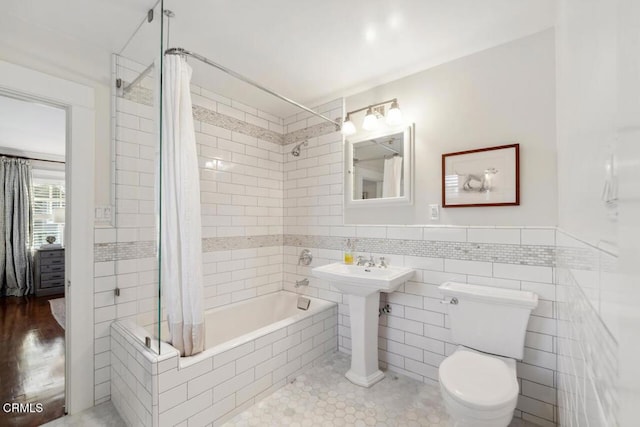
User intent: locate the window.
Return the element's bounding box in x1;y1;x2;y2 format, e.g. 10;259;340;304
32;181;65;249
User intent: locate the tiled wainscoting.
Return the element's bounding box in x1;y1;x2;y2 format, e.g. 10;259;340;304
285;227;559;427
110;305;338;427
555;230;618;426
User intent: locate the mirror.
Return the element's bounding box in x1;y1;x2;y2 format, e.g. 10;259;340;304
345;124;413;206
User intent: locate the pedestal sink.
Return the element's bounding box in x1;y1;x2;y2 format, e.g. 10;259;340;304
312;263;415;387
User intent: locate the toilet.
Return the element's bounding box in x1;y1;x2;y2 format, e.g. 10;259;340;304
437;282;538;427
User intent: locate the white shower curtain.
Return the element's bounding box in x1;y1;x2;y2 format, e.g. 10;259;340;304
161;54;205;356
382;156;403;198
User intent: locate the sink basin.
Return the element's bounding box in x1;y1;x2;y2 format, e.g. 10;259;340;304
312;263;415;296
312;262;415;387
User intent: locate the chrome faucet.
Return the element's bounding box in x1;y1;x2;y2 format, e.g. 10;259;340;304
298;249;313;265
295;278;309;288
363;255;376;268
356;255;367;266
377;256;388;269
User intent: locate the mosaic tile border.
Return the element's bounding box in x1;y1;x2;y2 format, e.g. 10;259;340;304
284;121;340;145
202;234;282;251
119;90;284;145
193;105;283;145
97;233;558;266
122;85;153;107
94;241;156;262
284;234;556;267
95;235;283;262
119;84;338;147
555;245;599;271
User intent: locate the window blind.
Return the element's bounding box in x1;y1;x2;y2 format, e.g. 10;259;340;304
32;182;65;249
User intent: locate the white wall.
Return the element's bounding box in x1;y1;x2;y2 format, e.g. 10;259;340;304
555;0;640;426
345;29;557;226
0;42;112;208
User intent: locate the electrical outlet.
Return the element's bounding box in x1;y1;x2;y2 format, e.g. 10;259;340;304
95;206;113;222
429;204;440;220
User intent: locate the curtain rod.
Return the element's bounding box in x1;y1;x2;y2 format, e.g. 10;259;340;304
354;153;399;163
0;154;65;164
165;47;341;130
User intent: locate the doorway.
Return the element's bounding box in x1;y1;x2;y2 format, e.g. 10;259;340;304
0;93;67;426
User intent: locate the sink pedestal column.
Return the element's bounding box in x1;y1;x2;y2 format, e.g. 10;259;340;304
345;292;385;387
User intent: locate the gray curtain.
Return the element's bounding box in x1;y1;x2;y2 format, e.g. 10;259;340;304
0;157;34;297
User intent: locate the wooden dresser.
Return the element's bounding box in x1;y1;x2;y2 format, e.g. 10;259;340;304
33;248;65;296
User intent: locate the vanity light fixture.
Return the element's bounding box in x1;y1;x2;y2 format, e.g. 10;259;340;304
341;114;357;136
386;99;402;126
341;98;403;135
362;107;379;131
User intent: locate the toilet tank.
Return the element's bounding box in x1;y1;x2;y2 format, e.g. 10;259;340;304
438;282;538;360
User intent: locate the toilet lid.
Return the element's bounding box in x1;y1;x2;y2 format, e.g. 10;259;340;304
439;349;519;410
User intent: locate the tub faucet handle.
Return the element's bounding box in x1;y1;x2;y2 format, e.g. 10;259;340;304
298;249;313;265
295;278;309;288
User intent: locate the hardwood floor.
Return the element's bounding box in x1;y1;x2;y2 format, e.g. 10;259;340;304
0;294;65;427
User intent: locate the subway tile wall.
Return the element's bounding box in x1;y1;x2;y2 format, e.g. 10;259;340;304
110;304;337;427
284;227;559;426
555;230;618;427
97;55;293;405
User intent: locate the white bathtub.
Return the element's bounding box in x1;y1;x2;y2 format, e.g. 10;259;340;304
111;290;338;426
163;291;336;366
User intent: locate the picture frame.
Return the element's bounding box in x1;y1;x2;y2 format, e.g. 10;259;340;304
442;143;519;207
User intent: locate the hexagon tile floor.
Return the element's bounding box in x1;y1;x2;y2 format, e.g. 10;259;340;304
223;352;538;427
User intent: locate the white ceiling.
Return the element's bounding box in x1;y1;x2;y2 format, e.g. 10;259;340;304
0;95;66;159
1;0;556;117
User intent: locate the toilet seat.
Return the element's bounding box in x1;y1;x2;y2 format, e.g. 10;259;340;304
439;347;519;411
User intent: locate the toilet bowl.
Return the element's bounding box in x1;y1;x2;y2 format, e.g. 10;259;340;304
436;282;538;427
439;347;519;427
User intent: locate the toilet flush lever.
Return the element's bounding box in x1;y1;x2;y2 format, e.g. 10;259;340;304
440;297;458;305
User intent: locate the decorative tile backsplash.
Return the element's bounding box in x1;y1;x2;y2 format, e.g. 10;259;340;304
94;235;283;262
96;233;555;266
94;241;155;262
193;105;283;145
283;121;340;145
285;234;555;267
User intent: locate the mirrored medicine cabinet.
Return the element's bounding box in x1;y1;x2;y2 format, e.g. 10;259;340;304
344;124;414;207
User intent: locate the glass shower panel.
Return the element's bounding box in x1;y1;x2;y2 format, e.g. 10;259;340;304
113;0;164;353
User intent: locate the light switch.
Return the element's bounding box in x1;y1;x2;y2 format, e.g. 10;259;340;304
429;204;440;220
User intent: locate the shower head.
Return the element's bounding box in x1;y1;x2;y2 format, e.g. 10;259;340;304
291;141;308;157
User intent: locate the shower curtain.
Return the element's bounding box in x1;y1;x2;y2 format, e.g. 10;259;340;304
0;157;34;297
161;54;205;356
382;156;403;198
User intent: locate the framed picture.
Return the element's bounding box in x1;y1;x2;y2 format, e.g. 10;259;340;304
442;143;519;207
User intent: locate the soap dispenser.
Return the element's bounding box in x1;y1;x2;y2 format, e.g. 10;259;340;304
344;239;354;265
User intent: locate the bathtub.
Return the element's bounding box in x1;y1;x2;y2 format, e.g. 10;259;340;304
110;291;338;427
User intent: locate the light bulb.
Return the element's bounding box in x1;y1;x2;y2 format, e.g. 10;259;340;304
386;100;402;126
341;116;356;136
362;107;379;131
